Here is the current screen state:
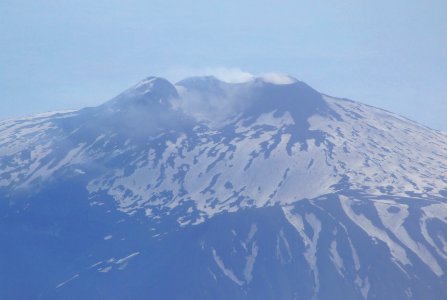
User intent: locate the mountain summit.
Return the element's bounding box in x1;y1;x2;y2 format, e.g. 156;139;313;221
1;75;447;299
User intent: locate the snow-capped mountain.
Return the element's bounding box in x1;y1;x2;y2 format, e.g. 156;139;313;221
1;75;447;299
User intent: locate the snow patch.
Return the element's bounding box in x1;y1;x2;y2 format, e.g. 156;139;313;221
212;248;244;286
56;274;79;289
339;196;411;267
329;240;345;277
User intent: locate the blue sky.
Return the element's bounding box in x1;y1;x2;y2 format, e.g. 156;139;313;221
1;0;446;129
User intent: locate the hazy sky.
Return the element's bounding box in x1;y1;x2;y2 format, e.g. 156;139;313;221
1;0;446;130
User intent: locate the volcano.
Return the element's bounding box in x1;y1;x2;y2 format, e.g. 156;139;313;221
1;75;447;299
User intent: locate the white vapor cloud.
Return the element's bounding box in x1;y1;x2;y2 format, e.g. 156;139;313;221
259;73;297;85
208;67;254;83
166;67;254;83
166;67;297;85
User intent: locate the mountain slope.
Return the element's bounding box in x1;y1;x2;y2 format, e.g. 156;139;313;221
1;75;447;299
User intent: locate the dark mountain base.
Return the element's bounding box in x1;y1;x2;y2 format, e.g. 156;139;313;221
2;181;446;299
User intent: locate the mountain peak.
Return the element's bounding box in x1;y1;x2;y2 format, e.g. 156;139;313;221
172;74;335;128
103;76;178;111
132;76;174;94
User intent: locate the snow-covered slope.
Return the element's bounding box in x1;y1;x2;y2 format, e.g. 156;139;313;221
1;76;447;299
